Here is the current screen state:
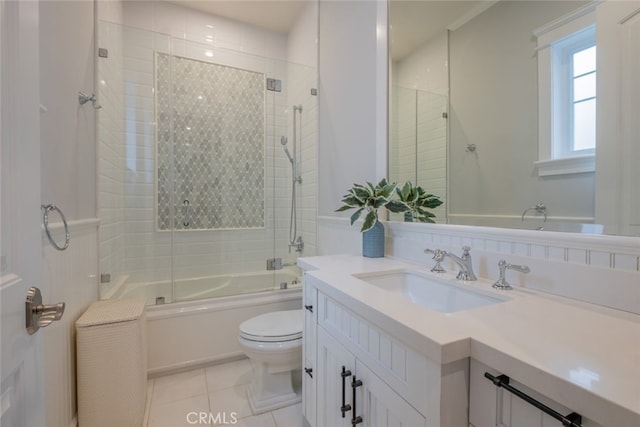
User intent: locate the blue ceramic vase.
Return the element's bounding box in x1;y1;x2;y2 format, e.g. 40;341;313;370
362;221;384;258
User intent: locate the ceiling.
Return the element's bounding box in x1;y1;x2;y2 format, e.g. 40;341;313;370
390;1;492;61
167;0;488;57
168;0;309;34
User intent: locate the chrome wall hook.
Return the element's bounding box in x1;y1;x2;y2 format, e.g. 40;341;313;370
78;91;102;109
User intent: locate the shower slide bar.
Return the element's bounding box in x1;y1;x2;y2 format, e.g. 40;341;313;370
282;105;304;253
41;204;70;251
484;372;582;427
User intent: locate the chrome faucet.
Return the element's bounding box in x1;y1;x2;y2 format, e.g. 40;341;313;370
442;246;477;281
493;260;530;290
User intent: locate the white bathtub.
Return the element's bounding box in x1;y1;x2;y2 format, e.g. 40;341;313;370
111;268;301;306
110;268;303;376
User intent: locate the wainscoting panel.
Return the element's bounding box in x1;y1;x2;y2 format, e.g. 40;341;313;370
41;219;99;427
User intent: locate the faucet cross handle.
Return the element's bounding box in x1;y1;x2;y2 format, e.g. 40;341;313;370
493;260;531;290
424;248;446;273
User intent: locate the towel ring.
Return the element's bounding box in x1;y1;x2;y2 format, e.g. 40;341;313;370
42;204;70;251
521;203;547;223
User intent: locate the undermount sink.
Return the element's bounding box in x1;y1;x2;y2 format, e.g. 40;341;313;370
353;270;508;313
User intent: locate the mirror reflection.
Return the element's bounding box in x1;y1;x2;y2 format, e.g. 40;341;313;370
388;0;639;236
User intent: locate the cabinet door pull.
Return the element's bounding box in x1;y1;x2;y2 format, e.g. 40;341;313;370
305;304;313;313
340;366;352;417
305;367;313;378
351;376;363;426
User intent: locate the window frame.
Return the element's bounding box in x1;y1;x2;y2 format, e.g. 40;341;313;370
534;3;597;177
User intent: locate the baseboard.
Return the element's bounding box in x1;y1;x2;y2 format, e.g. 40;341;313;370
147;352;247;378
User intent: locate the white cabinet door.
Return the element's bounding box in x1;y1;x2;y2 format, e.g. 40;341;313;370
317;326;355;427
354;361;426;427
0;1;46;426
317;327;426;427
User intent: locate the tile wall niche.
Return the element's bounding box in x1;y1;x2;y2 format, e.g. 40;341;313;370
97;1;318;290
317;217;640;315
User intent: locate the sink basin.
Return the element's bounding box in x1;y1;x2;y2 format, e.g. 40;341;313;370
353;270;508;313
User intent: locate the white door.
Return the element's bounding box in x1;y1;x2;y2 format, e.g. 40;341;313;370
1;1;46;426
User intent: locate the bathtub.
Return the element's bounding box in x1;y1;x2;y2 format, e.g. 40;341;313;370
111;268;302;306
111;268;303;376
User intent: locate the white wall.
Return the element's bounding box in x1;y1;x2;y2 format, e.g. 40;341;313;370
394;31;448;97
318;0;385;216
448;1;594;224
40;1;97;221
39;2;101;426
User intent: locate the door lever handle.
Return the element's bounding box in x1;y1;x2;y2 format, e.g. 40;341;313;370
26;287;65;335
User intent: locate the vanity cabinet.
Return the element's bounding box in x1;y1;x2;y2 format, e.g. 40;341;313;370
469;359;603;427
303;275;469;427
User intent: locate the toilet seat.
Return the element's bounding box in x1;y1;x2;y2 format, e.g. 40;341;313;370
239;310;303;342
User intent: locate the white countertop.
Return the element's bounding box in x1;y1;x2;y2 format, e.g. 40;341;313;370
298;254;640;426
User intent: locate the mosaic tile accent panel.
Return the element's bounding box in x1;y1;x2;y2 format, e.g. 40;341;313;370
156;53;265;230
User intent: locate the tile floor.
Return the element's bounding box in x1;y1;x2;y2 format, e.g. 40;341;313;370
144;358;302;427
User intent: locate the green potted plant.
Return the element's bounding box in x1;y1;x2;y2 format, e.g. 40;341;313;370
395;181;443;223
335;178;397;257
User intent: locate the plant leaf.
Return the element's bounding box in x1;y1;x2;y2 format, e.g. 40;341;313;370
385;200;408;213
350;208;364;225
361;211;377;232
335;205;354;212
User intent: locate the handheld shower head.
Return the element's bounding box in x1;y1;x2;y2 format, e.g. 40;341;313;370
280;136;294;164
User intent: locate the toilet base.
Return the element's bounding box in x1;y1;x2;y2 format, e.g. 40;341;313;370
246;362;301;414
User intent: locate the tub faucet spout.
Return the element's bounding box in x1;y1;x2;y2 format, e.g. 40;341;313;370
443;246;477;281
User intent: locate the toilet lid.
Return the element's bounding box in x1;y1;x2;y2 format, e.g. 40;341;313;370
239;309;303;342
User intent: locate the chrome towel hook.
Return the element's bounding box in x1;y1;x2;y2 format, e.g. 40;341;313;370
41;204;70;251
78;91;102;109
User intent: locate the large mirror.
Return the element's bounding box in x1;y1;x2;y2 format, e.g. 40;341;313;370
388;0;639;236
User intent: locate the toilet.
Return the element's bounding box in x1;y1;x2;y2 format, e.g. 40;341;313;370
238;309;303;414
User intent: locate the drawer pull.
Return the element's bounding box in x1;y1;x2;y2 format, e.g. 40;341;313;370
340;366;352;417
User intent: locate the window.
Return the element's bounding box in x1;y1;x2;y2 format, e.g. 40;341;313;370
535;4;597;176
552;28;596;158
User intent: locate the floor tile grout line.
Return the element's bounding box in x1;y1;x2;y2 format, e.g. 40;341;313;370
202;367;213;427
